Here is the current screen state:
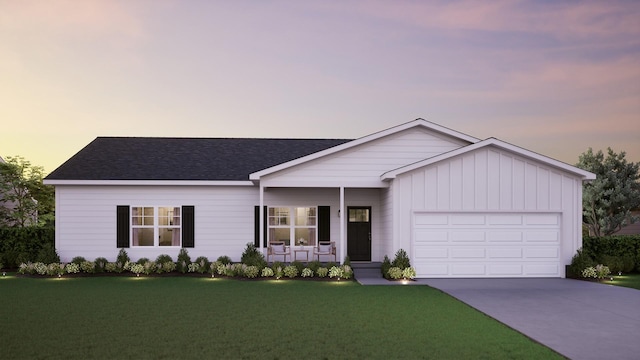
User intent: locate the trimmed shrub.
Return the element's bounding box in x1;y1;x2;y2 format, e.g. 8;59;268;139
381;255;391;279
71;256;87;265
388;267;402;280
301;267;313;277
307;260;321;273
116;249;130;272
317;267;328;278
136;257;150;265
0;227;55;268
193;256;210;274
240;243;266;269
217;255;232;265
94;257;108;273
291;260;305;274
261;267;274;277
155;254;174;274
568;248;595;278
283;265;298;278
244;265;259;278
80;261;95;273
392;249;411;269
176;248;191;273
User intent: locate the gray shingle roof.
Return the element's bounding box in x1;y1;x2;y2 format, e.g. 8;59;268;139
45;137;352;181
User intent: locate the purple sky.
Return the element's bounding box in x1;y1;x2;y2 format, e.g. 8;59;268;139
1;1;639;173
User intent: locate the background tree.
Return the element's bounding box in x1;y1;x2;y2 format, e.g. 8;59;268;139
576;148;640;236
0;156;55;227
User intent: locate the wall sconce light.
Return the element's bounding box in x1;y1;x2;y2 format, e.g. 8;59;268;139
338;209;341;217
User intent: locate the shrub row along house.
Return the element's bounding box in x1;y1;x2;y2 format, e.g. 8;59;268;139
44;119;595;278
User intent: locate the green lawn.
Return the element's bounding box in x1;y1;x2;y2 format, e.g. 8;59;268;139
0;275;561;359
610;273;640;290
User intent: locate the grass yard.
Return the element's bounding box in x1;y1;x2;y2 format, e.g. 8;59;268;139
609;273;640;290
0;275;561;359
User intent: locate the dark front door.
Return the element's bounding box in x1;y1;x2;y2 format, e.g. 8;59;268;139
347;207;371;261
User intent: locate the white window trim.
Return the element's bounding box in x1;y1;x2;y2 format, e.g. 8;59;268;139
131;206;182;247
268;206;317;247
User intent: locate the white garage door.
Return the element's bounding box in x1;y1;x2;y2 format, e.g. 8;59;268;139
412;212;562;278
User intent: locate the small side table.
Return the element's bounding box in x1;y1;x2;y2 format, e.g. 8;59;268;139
293;248;309;262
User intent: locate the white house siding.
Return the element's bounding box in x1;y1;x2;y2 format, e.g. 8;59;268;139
379;186;394;260
261;127;468;187
395;146;583;277
54;185;258;262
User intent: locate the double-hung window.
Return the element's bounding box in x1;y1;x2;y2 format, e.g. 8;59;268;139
131;206;181;247
268;206;317;246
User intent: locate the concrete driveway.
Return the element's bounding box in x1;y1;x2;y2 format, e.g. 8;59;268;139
420;278;640;360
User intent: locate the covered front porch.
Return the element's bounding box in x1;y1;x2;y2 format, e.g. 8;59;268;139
256;186;392;264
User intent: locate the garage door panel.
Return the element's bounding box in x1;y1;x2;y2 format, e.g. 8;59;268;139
525;231;560;242
525;264;559;275
415;230;448;242
451;231;485;242
488;231;523;242
451;248;486;258
488;247;523;258
489;264;524;275
415;247;448;258
451;214;485;225
412;212;561;278
524;247;559;259
452;264;486;275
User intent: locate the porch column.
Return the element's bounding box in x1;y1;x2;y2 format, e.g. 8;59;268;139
339;186;345;264
260;184;265;250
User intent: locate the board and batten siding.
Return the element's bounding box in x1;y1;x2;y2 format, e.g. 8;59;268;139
54;185;259;262
394;146;584;269
261;127;469;187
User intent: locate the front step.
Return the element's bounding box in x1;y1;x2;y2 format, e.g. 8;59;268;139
349;262;382;269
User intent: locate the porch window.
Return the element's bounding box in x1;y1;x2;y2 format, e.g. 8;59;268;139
268;207;317;246
131;206;181;247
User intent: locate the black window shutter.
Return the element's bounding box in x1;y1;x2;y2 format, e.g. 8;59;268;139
318;206;330;241
116;205;130;248
182;205;195;248
254;206;267;248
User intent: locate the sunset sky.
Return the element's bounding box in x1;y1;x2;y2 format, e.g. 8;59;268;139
1;0;639;174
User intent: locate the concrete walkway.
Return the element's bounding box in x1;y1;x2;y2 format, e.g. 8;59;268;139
353;267;640;359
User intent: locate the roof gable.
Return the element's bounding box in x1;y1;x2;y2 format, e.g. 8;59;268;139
381;137;596;180
45;137;351;181
250;118;479;180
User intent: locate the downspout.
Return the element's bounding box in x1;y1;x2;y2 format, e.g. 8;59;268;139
340;186;345;264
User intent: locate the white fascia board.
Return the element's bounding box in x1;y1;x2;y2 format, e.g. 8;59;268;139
249;118;480;180
43;180;255;186
260;179;389;188
381;138;596;181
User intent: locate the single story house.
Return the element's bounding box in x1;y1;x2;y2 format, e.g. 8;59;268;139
44;119;596;278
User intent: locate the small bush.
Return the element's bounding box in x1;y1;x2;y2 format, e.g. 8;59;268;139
402;267;416;279
381;255;391;279
328;266;343;279
105;262;117;272
283;265;298;278
274;266;283;279
136;257;150;265
301;268;313;277
568;249;595;278
129;263;144;275
388;267;403;279
34;262;48;275
71;256;87;265
291;260;305;274
116;249;130;272
176;248;191;273
155;254;174;274
244;265;259;278
241;243;266;269
392;249;410;269
317;267;328;278
341;265;352;279
217;255;232;265
94;257;108;273
66;262;80;274
601;255;623;274
80;261;95;273
307;260;321;273
261;267;274;277
142;261;156;275
194;256;210;274
188;263;200;273
47;263;65;276
343;256;351;266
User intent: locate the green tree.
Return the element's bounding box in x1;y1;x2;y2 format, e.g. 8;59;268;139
0;156;55;227
576;148;640;236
